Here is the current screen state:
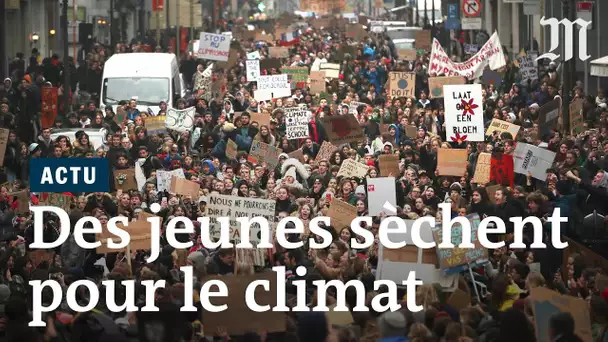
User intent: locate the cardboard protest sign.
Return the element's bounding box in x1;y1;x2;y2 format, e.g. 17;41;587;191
156;169;186;193
447;288;471;311
327;199;358;232
562;236;608;277
284;107;310;140
255;32;275;42
379;154;400;177
29;250;55;268
569;99;585;135
309;70;326;94
288;148;305;162
198;32;230;61
259;58;282;71
12;190;29;213
206;194;275;243
202;273;286;335
320;115;365;145
443;84;484;142
113;169;137;190
269;46;289;58
41;87;59;129
538;97;561;137
485;118;520;138
437;148;468;176
115;106;127;123
530;287;592;342
513;143;556;181
0;128;9;167
484;185;501;202
388;72;416;98
367;177;397;216
320;63;340;78
327;304;355;326
471;153;491;184
144;115;167;135
248;140;283;169
415;30;432;50
250;112;272;127
166;107;195;133
397;49;417;61
428;76;466;98
38;192;72;211
337;159;369;179
246;59;260;82
97;220;151;253
377;219;456;288
170;176;200;198
431;214;488;270
226;139;238;160
312;17;331;29
404;125;417;138
490;154;514;187
315;141;338;162
345;24;367;40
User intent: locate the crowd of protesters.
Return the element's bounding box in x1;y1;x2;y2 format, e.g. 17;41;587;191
0;12;606;342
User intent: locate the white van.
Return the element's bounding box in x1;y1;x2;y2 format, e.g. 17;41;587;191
99;53;186;114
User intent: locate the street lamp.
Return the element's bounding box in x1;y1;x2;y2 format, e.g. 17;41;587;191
30;32;40;42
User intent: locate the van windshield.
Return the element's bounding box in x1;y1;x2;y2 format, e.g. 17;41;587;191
102;77;169;106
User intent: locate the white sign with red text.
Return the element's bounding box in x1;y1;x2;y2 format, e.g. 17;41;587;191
366;177;397;216
429;32;506;80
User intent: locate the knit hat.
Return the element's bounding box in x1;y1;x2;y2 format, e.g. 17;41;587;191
28;143;40;153
449;182;462;193
187;251;206;268
284;166;297;180
377;311;407;338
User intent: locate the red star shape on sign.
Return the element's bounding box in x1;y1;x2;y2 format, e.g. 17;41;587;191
451;132;468;144
460;99;478;115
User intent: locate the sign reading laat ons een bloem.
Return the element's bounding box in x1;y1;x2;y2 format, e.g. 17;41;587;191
443;84;484;142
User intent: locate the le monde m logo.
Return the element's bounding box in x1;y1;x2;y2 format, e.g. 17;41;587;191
537;16;592;63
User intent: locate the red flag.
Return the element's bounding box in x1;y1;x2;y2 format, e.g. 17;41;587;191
490;154;514;188
41;87;58;129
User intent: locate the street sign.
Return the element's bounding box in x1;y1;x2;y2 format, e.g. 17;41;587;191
462;0;481;17
576;1;593;30
445;3;461;30
523;0;540;15
462;17;482;30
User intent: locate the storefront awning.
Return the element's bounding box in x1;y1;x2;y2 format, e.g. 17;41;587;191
590;56;608;77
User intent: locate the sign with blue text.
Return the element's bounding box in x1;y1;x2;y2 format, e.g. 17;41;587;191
29;158;110;193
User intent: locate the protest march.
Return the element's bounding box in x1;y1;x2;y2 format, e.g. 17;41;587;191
0;5;608;342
